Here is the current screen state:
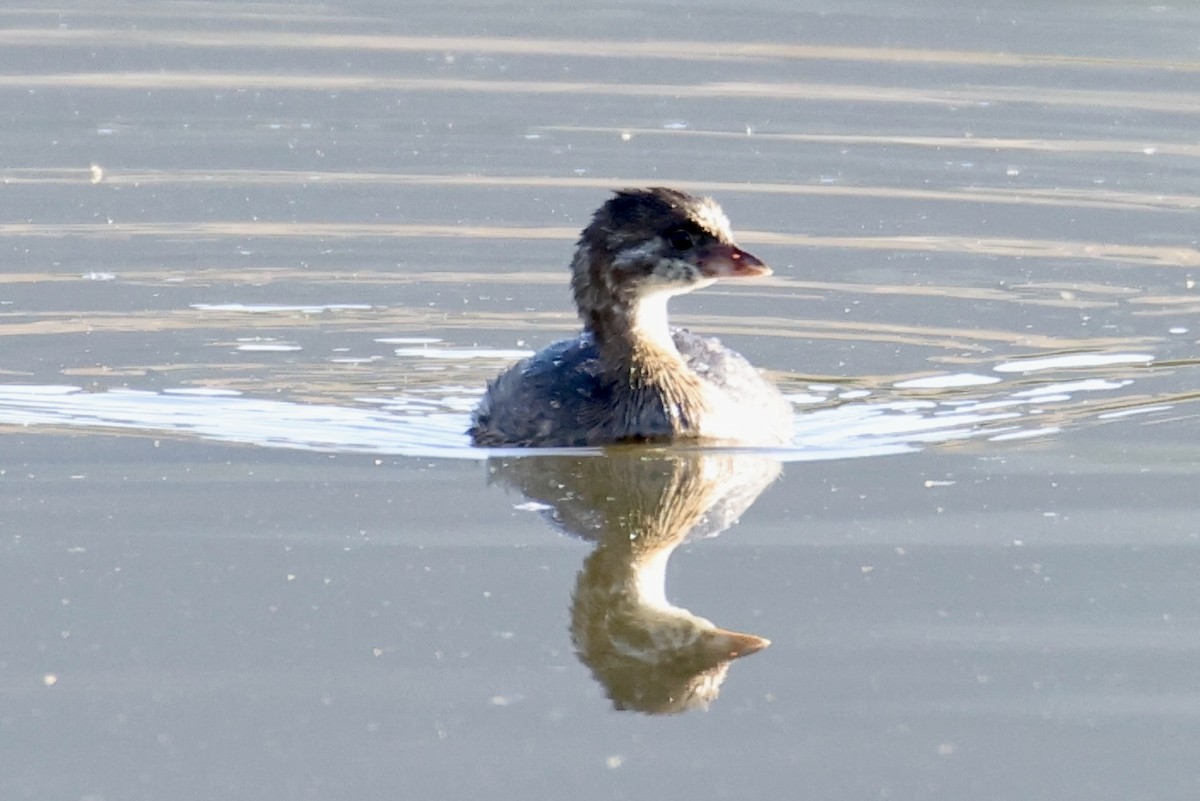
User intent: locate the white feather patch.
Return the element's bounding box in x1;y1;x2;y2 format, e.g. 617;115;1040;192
691;196;734;240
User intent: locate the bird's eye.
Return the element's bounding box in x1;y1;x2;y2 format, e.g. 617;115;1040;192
667;229;695;252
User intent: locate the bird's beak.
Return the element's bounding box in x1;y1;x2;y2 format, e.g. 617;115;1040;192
695;243;771;278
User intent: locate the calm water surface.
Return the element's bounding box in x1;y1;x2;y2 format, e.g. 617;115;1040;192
3;2;1200;799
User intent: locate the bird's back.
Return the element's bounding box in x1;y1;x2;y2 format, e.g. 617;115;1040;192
469;330;792;447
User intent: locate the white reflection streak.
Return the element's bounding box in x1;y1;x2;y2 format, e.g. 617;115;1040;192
0;385;475;458
994;353;1153;373
0;370;1153;463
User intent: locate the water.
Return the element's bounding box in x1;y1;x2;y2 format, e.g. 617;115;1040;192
3;2;1200;799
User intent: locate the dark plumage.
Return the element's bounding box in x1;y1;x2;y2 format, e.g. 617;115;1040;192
469;187;793;447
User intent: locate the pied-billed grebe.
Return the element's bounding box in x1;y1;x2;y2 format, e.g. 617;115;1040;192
469;187;793;447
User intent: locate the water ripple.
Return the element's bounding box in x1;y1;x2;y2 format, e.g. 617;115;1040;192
0;359;1181;462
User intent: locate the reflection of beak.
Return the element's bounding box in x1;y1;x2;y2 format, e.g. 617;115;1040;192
705;628;772;661
695;243;771;278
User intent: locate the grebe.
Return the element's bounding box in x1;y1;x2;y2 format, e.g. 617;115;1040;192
469;187;792;447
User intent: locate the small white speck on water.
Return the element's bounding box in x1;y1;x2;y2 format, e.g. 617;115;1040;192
1169;326;1189;334
43;673;58;687
605;755;624;769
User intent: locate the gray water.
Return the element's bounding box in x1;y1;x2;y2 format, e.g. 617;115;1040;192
3;2;1200;799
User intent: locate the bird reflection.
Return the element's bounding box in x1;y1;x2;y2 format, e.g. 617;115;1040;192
487;450;780;714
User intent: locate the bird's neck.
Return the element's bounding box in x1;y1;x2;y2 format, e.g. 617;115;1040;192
588;291;685;379
573;244;685;375
585;291;709;433
600;289;677;356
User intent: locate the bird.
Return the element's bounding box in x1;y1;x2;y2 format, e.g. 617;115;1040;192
469;187;793;447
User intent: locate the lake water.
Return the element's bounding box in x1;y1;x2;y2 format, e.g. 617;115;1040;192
3;2;1200;799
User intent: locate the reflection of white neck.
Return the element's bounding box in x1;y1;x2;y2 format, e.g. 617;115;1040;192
632;545;674;609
